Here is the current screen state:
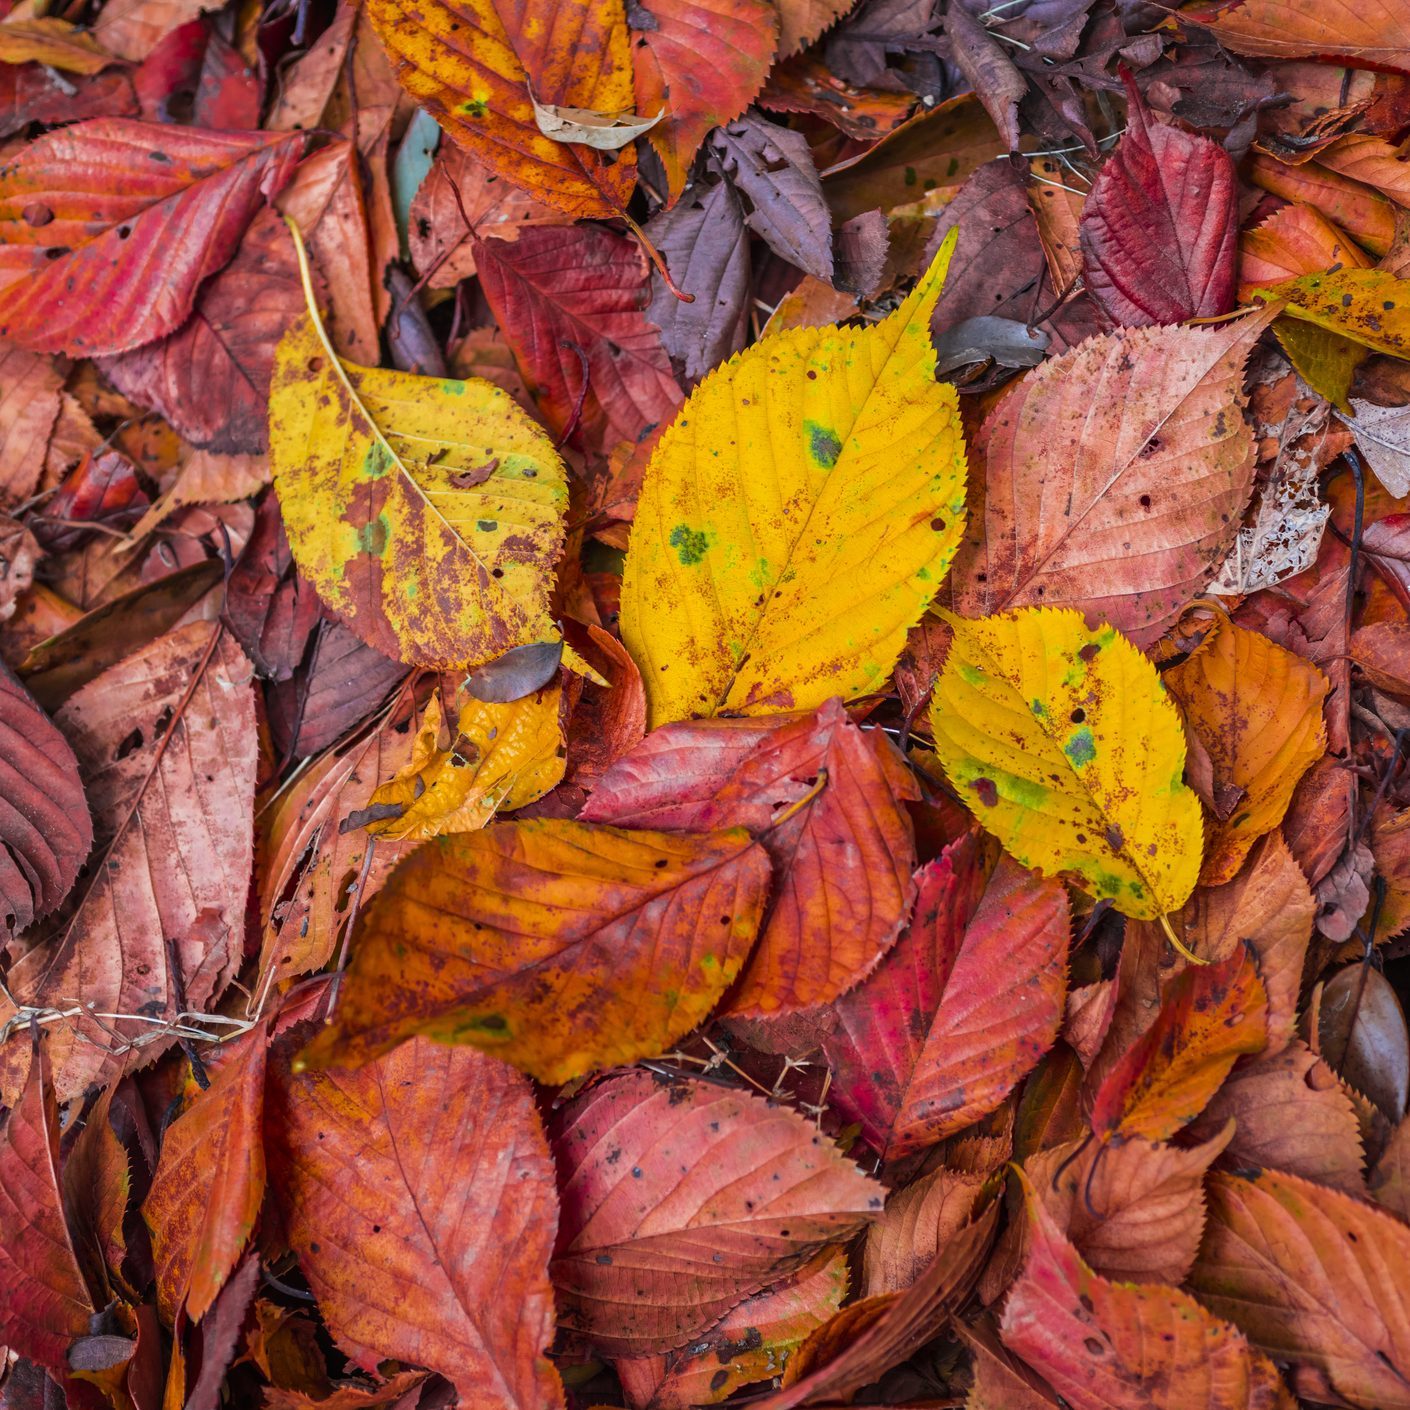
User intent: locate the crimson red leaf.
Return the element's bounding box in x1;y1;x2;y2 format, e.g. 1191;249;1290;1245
473;223;681;456
582;699;919;1014
0;118;305;356
0;1042;97;1375
550;1069;883;1354
1079;77;1238;327
824;846;1069;1158
267;1034;564;1408
0;661;91;939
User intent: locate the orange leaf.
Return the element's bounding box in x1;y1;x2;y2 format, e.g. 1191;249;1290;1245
1089;946;1268;1143
1199;0;1410;76
1166;618;1328;885
266;1034;563;1407
1192;1167;1410;1410
301;818;769;1083
1239;202;1370;299
1001;1173;1294;1410
550;1069;883;1355
583;699;920;1015
143;1027;267;1323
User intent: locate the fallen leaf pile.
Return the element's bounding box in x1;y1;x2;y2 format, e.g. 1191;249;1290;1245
11;0;1410;1405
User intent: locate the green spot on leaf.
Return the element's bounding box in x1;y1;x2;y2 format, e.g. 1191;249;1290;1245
1065;726;1096;768
805;421;843;468
357;514;390;557
669;524;710;565
363;443;393;479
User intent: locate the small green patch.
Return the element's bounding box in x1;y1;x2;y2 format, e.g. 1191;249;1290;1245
459;98;488;118
1030;698;1047;718
669;523;710;565
958;662;985;687
1065;726;1096;768
461;1012;510;1035
805;420;843;468
441;379;467;396
477;519;498;532
362;443;393;479
357;513;390;557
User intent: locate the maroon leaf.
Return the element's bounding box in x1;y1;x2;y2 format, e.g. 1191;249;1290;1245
474;223;682;456
1079;76;1238;327
0;661;91;939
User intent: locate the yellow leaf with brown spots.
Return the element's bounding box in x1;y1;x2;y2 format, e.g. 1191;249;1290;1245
268;222;568;670
1165;618;1328;886
359;686;565;843
1253;268;1410;359
620;229;967;728
928;607;1202;921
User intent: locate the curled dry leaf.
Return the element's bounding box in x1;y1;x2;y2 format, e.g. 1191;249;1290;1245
299;819;771;1082
269;225;569;671
0;119;305;357
267;1034;564;1409
622;231;966;725
930;607;1203;920
582;699;920;1015
550;1069;884;1354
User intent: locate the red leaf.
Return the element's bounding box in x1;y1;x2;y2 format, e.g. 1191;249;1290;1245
0;119;305;356
266;1034;564;1408
1079;77;1238;327
100;207;306;454
0;1042;97;1374
474;223;682;456
0;661;91;938
1001;1176;1290;1410
824;846;1069;1158
583;699;920;1014
550;1069;883;1354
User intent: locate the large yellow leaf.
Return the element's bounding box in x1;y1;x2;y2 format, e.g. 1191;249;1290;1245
1253;268;1410;359
928;607;1202;920
360;686;565;842
1165;618;1328;886
621;231;967;728
268;222;568;669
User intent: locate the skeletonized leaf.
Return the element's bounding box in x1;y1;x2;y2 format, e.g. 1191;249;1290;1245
929;607;1203;920
621;231;967;726
0;662;91;939
1192;1167;1410;1410
550;1069;883;1354
0;119;305;356
1166;619;1328;886
582;699;919;1015
143;1026;266;1322
269;225;568;671
0;621;257;1104
952;314;1272;645
1090;947;1268;1143
0;1042;97;1374
364;0;636;219
267;1035;563;1408
1002;1175;1293;1410
299;819;770;1083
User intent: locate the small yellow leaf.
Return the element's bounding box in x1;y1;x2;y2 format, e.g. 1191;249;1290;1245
268;220;568;670
1165;617;1328;886
0;17;116;73
621;230;968;728
928;607;1203;920
361;686;565;843
1253;267;1410;359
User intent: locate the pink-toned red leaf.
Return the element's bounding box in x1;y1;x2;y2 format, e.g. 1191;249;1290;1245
550;1069;883;1355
